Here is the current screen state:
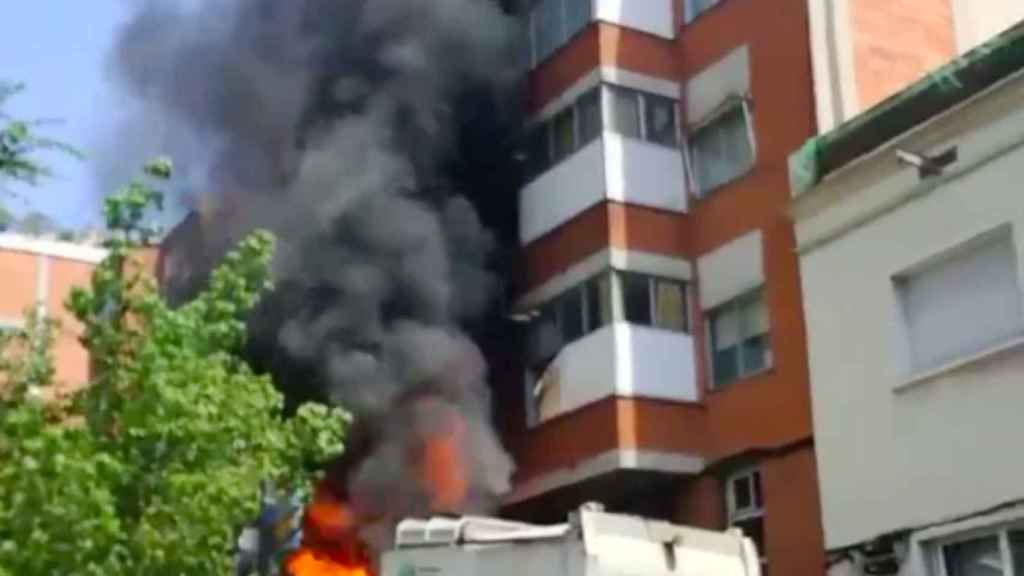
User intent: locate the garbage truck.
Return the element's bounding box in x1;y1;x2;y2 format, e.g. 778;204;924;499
380;503;762;576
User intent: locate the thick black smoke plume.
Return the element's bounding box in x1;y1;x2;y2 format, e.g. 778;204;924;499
108;0;526;551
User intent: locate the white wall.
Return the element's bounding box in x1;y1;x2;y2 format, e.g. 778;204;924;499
604;133;688;214
520;137;606;245
952;0;1024;54
794;74;1024;550
535;323;698;424
593;0;676;40
520;135;688;245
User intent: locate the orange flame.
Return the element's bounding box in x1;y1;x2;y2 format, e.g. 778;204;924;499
286;483;373;576
287;409;471;576
285;548;371;576
420;415;468;510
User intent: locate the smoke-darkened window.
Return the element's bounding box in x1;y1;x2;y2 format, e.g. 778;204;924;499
523;84;680;182
551;107;576;163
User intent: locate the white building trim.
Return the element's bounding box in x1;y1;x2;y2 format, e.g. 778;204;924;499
0;233;108;264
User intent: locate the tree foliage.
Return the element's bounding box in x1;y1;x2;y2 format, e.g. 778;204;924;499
0;82;80;186
0;159;347;575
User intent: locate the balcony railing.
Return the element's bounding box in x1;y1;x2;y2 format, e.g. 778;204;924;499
529;322;698;426
519;133;687;245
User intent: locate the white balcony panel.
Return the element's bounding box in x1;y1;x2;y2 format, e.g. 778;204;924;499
520;135;687;245
604;133;688;214
519;138;606;246
535;323;697;425
593;0;676;39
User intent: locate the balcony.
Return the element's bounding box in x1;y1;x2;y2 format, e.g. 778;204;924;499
520;133;687;245
506;322;704;516
531;322;698;425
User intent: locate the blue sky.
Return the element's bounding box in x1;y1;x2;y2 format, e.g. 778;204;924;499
1;2;130;230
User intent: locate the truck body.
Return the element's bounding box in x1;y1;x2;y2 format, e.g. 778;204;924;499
380;504;762;576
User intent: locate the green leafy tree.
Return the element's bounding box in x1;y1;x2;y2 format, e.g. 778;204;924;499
0;159;346;575
0;83;79;185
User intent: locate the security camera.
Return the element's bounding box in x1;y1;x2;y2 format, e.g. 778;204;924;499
895;146;958;178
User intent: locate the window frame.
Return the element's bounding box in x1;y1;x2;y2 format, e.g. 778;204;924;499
544;270;689;345
932;525;1024;576
687;96;757;198
523;83;681;183
707;287;771;390
616;271;689;333
604;84;681;147
894;226;1024;376
541;272;612;349
725;467;766;564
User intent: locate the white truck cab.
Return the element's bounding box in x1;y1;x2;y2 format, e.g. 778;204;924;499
381;503;762;576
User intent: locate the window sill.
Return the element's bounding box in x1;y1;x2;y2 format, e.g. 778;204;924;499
707;365;774;394
895;335;1024;394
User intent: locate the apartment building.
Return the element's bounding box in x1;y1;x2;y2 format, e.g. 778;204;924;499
790;23;1024;576
0;233;107;394
499;1;1024;575
499;2;822;575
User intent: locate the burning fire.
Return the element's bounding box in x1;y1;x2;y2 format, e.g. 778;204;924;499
285;483;372;576
420;414;468;510
286;409;470;576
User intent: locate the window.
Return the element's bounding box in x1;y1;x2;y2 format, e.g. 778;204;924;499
586;273;614;333
619;272;688;331
709;289;770;388
528;0;593;67
539;273;614;350
523;84;680;181
534;0;563;64
645;94;679;146
525;126;550;180
577;87;603;146
606;85;679;145
606;85;643;140
532;271;688;354
685;0;724;23
689;102;755;196
726;469;765;562
897;230;1023;374
935;527;1024;576
551;107;576;162
558;286;585;342
564;0;592;38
